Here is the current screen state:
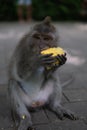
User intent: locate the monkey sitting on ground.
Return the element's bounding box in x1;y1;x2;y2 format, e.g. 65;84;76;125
8;17;78;130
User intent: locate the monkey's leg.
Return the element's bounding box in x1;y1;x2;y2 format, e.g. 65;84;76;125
8;80;33;130
49;103;78;120
48;80;78;120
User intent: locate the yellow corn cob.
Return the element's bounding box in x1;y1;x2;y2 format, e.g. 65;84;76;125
41;47;65;69
41;47;65;56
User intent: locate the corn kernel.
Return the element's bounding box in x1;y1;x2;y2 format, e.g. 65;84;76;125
41;47;66;70
41;47;65;56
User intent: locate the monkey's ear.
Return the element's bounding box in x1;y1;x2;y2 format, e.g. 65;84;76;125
43;16;51;25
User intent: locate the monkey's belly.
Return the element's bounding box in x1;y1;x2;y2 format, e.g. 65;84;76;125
19;69;54;108
20;80;54;108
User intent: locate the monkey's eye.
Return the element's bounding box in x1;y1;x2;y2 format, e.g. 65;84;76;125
33;34;40;39
44;37;50;41
44;36;53;41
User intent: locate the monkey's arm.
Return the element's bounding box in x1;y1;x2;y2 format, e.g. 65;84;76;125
16;45;57;80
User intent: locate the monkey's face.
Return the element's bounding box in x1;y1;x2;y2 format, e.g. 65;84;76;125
32;32;57;51
31;23;58;53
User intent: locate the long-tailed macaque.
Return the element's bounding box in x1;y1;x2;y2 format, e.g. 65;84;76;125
8;17;78;130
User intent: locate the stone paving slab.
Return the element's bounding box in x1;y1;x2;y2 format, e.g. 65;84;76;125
62;70;87;90
0;85;87;130
84;118;87;125
50;120;87;130
0;73;87;130
31;109;49;125
45;102;87;123
63;88;87;102
0;116;13;129
0;84;7;96
64;102;87;118
34;124;51;130
44;109;60;123
62;95;68;103
0;96;14;129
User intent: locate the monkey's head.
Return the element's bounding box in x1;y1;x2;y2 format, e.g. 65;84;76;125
30;16;58;53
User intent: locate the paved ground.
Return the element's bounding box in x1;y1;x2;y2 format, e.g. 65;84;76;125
0;22;87;130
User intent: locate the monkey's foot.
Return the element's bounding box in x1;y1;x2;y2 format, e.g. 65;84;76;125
18;116;32;130
62;108;79;120
53;106;79;120
28;127;36;130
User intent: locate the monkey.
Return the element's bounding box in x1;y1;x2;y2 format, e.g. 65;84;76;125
8;16;78;130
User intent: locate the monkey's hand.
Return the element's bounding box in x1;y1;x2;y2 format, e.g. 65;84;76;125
50;54;67;71
38;53;56;67
56;54;67;66
37;53;67;71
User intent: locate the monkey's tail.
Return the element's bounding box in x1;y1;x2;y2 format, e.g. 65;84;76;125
61;74;74;88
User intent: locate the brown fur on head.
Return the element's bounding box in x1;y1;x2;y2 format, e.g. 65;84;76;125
33;16;56;33
43;16;51;25
30;16;58;53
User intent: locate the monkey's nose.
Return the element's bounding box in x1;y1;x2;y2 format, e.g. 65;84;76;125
40;45;49;51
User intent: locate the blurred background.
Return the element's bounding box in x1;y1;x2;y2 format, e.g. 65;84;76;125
0;0;87;84
0;0;87;22
0;1;87;130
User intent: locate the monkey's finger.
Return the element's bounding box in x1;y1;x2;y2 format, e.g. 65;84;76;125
42;56;55;61
70;113;79;120
40;54;56;64
61;55;67;62
57;55;67;62
40;53;53;58
42;58;56;65
63;109;79;120
56;55;63;65
56;55;67;65
64;53;66;56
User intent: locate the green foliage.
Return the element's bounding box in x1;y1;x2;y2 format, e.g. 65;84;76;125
32;0;82;20
0;0;17;21
0;0;83;21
